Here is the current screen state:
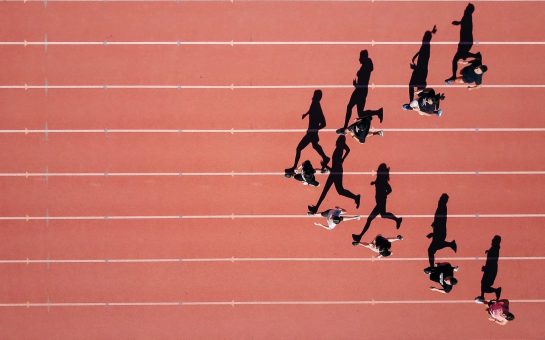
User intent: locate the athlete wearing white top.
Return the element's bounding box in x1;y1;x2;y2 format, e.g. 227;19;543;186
313;207;360;230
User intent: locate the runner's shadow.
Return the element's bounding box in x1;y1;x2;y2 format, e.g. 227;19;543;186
352;163;402;242
308;135;360;214
341;50;374;130
476;235;503;301
427;193;457;267
409;26;437;101
285;90;330;173
446;3;480;81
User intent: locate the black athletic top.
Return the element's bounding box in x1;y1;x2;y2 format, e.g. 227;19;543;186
374;235;391;252
417;89;439;114
429;263;455;293
461;60;483;85
351;117;371;143
302;161;316;181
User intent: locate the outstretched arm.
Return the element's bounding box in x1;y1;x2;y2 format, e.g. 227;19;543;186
430;287;447;294
342;215;360;222
414;109;436;117
313;222;331;230
386;235;403;242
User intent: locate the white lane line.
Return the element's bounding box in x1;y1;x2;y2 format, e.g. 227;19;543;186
1;171;545;177
1;128;545;134
3;41;545;46
1;299;544;308
1;84;545;90
5;0;545;3
1;256;544;264
0;214;544;221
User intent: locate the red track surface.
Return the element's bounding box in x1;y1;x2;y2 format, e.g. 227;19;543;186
1;1;544;339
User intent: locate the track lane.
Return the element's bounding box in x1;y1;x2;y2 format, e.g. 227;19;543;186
0;261;541;304
0;303;543;339
1;88;544;130
1;2;543;42
1;45;543;85
0;218;542;261
0;132;543;172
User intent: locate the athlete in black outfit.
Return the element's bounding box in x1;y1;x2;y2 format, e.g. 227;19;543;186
345;114;384;144
446;52;488;90
426;262;459;294
402;88;445;117
352;234;404;258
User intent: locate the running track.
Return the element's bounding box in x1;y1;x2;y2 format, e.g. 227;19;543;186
1;1;545;339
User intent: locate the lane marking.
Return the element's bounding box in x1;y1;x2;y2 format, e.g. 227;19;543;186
1;171;545;177
1;84;545;90
1;299;544;308
0;214;544;221
0;128;544;134
4;0;545;3
1;256;544;264
4;41;545;46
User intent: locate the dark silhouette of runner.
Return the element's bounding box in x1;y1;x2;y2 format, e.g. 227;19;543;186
307;135;360;214
285;90;330;176
336;50;383;135
475;235;502;303
445;3;480;82
427;193;457;267
409;26;437;102
352;163;402;243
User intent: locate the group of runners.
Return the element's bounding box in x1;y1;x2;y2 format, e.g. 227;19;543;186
282;3;510;325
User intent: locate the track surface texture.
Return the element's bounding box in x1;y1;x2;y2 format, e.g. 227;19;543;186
0;1;544;339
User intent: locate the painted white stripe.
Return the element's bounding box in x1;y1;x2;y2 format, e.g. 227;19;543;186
3;41;545;46
1;128;544;134
1;84;545;90
5;0;545;3
1;256;544;265
1;171;545;178
0;299;544;308
0;214;544;221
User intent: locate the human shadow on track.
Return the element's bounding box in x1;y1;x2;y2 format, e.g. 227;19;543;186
475;235;503;303
352;163;402;243
337;50;383;135
284;90;330;176
307;135;360;215
426;193;457;268
445;3;480;82
409;26;437;102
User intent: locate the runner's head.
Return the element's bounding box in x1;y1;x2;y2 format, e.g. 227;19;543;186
379;249;392;257
445;277;458;285
505;313;515;321
332;215;343;224
313;89;323;101
359;50;368;63
465;3;475;15
475;65;488;74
